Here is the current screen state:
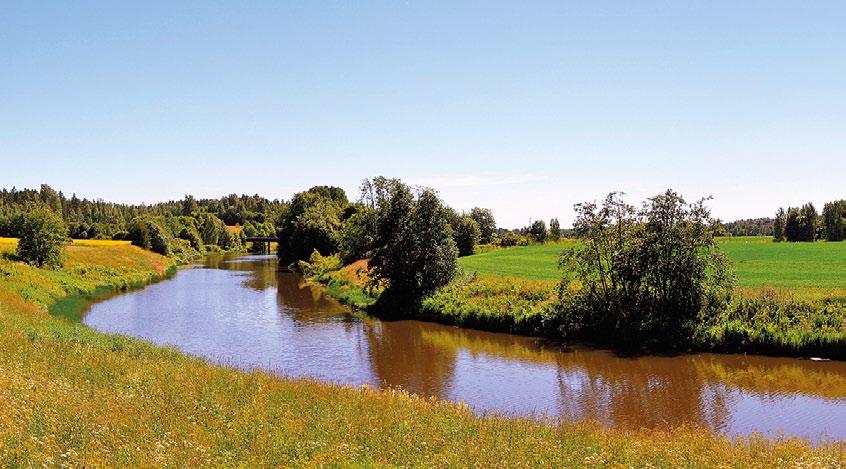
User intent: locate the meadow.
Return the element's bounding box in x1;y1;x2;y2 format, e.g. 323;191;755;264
458;237;846;295
0;242;842;465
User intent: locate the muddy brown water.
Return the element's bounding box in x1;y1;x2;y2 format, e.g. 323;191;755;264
81;254;846;442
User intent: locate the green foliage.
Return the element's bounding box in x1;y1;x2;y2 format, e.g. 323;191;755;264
468;207;497;244
127;217;152;249
421;272;557;335
365;177;458;310
297;250;343;279
0;185;286;242
496;232;529;247
196;213;226;246
557;191;734;347
784;203;817;242
527;220;547;242
219;229;243;251
16;208;68;268
146;220;172;256
772;208;786;242
822;200;846;242
549;218;561;241
276;186;348;266
702;290;845;358
178;225;204;251
127;216;202;263
339;210;375;264
454;216;480;257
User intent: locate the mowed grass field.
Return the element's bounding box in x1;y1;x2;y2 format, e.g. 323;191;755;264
459;237;846;295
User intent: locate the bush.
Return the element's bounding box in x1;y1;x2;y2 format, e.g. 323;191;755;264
16;208;67;268
298;250;343;280
558;190;734;348
496;232;528;247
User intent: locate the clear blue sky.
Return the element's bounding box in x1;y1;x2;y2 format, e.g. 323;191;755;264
2;2;844;227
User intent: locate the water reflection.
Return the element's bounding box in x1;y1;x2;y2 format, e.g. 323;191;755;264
81;254;846;441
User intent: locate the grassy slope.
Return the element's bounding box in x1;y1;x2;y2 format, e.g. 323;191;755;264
0;244;841;465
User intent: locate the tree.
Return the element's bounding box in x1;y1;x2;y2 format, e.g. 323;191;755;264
549;218;561;241
366;178;458;310
339;210;375;264
454;216;481;256
128;217;152;249
469;207;496;244
276;186;348;266
219;228;242;251
559;191;734;347
822;200;846;242
197;213;226;246
784;207;801;242
16;208;67;268
181;195;198;216
146;220;172;256
773;208;786;242
798;203;818;242
528;220;547;242
39;184;62;213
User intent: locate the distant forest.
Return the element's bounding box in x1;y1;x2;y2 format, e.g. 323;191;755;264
0;184;283;241
721;218;774;237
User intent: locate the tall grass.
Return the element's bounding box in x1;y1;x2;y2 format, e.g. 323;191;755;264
1;241;842;465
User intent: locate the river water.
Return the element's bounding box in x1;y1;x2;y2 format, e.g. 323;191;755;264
81;254;846;442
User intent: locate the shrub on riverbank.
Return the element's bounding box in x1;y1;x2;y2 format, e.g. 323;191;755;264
701;289;846;359
0;244;841;466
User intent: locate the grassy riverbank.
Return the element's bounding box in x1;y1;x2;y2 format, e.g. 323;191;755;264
1;244;842;465
312;237;846;358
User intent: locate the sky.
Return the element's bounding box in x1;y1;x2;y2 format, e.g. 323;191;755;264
2;2;845;228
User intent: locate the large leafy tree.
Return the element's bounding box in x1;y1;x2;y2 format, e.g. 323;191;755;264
365;178;458;311
276;186;348;266
559;190;734;347
16;207;68;268
469;207;496;244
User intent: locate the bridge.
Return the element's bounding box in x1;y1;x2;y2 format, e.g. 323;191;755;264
245;236;276;254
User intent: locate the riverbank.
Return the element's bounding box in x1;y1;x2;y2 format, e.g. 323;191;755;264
1;243;842;464
308;238;846;359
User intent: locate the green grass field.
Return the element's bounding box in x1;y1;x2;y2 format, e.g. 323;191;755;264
459;237;846;294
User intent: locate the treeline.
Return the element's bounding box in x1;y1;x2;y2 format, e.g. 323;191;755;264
0;184;286;260
721;218;773;237
0;185;282;240
772;200;846;242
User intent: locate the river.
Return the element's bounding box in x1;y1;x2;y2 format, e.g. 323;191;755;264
81;254;846;442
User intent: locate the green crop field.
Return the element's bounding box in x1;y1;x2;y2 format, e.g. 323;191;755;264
459;237;846;293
